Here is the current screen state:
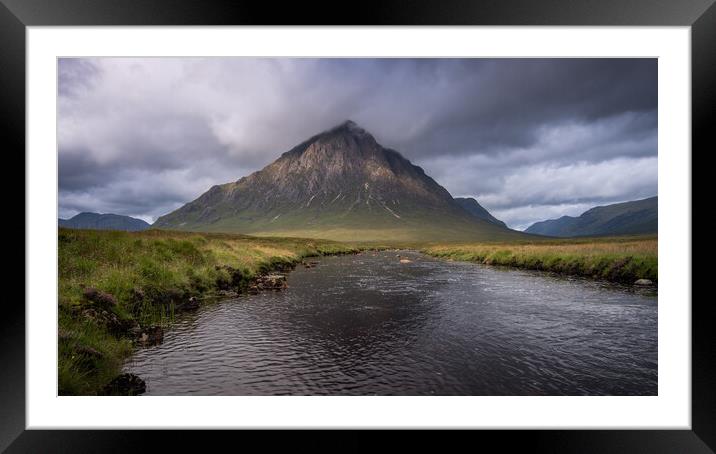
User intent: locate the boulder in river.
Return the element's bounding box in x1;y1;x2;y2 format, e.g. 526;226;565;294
102;373;146;396
177;296;200;312
215;289;239;298
634;279;654;286
399;258;412;264
136;325;164;346
250;273;288;291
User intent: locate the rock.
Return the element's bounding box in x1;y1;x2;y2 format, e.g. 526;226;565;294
176;296;200;312
128;322;142;337
215;289;239;298
634;279;654;286
265;274;288;290
81;307;128;335
136;325;164;346
82;287;118;308
399;258;412;264
102;373;146;396
272;262;295;272
252;273;287;290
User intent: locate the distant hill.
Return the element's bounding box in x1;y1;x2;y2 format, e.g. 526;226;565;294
454;197;507;228
525;196;657;237
154;120;527;242
59;212;150;231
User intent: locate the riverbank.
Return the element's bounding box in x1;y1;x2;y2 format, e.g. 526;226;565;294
421;236;657;285
124;248;657;396
58;228;360;395
59;230;657;394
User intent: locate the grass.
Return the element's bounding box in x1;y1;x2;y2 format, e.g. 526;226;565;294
58;228;360;395
421;235;657;284
158;205;532;243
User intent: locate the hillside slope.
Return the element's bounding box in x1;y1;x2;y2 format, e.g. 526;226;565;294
454;197;507;228
59;212;150;231
525;197;658;237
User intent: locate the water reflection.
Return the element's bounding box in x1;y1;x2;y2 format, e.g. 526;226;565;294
125;251;657;395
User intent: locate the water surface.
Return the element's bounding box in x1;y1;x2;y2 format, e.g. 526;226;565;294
125;251;657;395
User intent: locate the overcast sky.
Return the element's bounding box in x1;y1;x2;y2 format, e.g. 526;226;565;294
58;58;657;230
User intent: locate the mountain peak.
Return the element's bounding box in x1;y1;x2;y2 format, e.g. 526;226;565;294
154;122;522;242
328;119;369;137
337;119;359;129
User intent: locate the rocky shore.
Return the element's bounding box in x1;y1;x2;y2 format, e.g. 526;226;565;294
94;258;328;395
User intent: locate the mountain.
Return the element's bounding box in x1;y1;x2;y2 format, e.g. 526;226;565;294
59;212;150;231
154;120;526;242
454;197;507;228
525;196;658;237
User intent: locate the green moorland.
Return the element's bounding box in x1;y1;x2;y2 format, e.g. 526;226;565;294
422;235;657;284
160;206;529;243
58;227;360;395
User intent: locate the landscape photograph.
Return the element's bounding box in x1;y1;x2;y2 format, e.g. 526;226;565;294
58;57;658;396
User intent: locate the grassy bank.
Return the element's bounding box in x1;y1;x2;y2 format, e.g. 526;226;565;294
58;228;359;395
422;236;657;284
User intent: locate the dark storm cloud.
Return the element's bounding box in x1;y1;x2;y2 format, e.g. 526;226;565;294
59;149;112;191
58;58;657;228
344;58;657;159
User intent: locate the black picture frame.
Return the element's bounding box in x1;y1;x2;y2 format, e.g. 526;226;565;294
4;0;711;450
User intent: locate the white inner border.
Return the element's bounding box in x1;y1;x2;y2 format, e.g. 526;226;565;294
27;27;691;429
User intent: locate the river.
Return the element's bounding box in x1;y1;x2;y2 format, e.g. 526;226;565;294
124;251;657;395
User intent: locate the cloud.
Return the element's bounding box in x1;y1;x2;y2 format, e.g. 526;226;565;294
430;155;657;230
58;57;657;227
489;203;601;232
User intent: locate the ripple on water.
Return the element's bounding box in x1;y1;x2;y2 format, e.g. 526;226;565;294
125;251;657;395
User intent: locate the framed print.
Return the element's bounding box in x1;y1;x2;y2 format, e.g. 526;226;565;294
5;0;713;450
